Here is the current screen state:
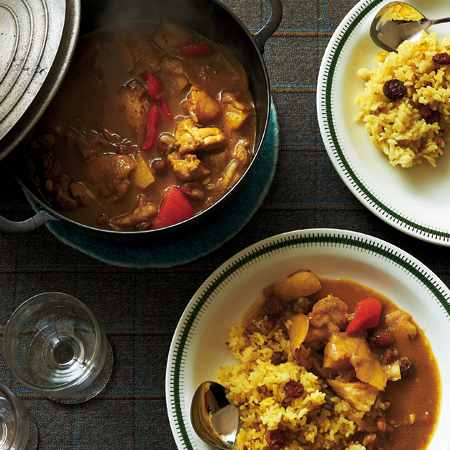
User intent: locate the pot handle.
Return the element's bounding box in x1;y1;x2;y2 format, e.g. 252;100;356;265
0;209;57;234
253;0;283;54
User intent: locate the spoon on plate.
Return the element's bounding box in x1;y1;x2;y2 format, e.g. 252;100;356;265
190;381;239;449
370;2;450;52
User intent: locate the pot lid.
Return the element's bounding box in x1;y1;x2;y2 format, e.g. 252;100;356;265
0;0;80;161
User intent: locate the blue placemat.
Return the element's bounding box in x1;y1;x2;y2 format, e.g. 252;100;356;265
29;102;279;268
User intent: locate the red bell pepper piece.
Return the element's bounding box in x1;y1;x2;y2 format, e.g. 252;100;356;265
142;105;160;150
180;43;215;58
151;186;195;229
143;72;162;101
159;98;173;122
346;298;382;334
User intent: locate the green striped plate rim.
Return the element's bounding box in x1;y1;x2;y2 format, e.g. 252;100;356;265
166;229;450;450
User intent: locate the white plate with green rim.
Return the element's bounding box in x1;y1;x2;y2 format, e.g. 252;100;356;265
317;0;450;246
165;228;450;450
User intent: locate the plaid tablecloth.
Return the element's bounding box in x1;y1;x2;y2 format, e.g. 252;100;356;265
0;0;448;448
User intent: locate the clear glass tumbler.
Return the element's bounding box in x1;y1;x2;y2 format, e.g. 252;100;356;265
0;383;37;450
3;293;113;404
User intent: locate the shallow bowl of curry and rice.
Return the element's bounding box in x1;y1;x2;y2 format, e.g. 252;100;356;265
166;229;450;450
317;0;450;246
1;0;281;245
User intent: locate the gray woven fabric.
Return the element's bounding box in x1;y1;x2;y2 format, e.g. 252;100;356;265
0;0;447;448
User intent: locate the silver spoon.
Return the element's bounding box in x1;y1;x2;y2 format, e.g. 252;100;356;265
370;2;450;52
190;381;239;449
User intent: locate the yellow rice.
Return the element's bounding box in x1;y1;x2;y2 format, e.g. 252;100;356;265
355;32;450;168
216;319;372;450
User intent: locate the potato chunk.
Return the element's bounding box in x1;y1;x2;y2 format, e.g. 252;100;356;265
287;313;309;356
272;271;321;302
185;87;222;123
221;92;252;130
131;152;155;189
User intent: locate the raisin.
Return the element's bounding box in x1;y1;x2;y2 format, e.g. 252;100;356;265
383;79;406;101
263;296;284;318
180;182;206;200
399;357;414;377
265;430;285;449
284;381;304;398
432;52;450;65
380;347;398;365
422;107;440;124
156;133;177;156
151;158;169;176
371;330;393;348
291;297;314;314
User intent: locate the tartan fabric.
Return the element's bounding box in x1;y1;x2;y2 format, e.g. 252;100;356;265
0;0;448;448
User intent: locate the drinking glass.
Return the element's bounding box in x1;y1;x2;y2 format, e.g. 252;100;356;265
0;383;37;450
3;293;113;404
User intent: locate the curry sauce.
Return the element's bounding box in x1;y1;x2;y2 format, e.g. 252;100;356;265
240;273;440;450
311;278;440;450
25;22;256;231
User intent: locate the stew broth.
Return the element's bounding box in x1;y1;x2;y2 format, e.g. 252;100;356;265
26;22;256;231
240;274;440;450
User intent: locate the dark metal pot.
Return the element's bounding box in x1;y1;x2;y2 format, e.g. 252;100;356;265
1;0;282;246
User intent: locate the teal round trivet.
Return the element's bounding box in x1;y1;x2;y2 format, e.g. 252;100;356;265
29;103;279;268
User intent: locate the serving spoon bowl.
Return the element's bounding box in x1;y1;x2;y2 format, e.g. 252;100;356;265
370;1;450;52
190;381;239;450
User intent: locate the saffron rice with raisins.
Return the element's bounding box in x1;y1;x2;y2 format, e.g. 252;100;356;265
216;319;372;450
355;32;450;168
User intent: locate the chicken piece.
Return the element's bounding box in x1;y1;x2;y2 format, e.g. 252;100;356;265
385;310;417;340
233;140;251;165
323;333;359;373
69;182;97;206
168;152;210;182
351;338;387;390
109;195;158;230
383;362;401;381
327;379;379;412
56;190;78;211
175;118;226;155
72;130;117;162
185;87;222;123
160;56;189;91
153;21;193;53
222;92;252;130
215;44;249;90
46;174;76;212
272;271;321;302
324;333;387;391
304;295;348;350
120;32;161;73
219;159;241;190
54;174;78;212
118;80;150;144
85;154;136;203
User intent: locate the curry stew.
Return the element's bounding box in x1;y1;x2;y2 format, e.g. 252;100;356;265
241;272;440;450
25;22;256;231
